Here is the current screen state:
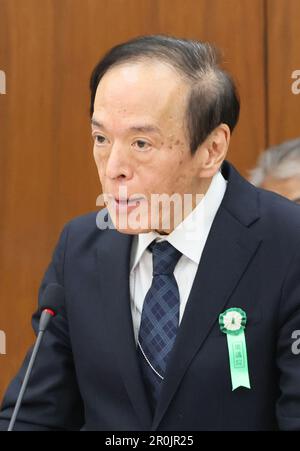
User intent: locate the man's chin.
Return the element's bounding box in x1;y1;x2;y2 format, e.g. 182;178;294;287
108;208;174;235
113;223;173;235
113;225;153;235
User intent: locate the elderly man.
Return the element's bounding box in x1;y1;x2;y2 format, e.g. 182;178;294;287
250;138;300;203
1;35;300;431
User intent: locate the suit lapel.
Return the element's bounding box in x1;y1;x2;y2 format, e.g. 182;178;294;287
152;162;262;430
97;227;153;429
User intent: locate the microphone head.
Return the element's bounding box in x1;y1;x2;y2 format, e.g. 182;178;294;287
39;283;65;316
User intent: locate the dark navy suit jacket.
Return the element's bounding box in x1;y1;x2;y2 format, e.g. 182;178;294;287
1;161;300;431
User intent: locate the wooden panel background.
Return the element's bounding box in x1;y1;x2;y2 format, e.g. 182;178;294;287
266;0;300;145
0;0;292;402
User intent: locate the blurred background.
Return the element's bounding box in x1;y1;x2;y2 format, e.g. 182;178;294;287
0;0;300;400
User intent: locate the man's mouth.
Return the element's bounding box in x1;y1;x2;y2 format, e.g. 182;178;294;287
114;197;144;206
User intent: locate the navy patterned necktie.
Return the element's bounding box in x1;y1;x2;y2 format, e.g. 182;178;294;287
137;240;182;413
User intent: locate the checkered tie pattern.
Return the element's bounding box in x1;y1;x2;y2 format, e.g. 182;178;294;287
137;240;182;412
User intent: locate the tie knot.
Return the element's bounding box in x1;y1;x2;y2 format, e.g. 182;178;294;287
149;241;182;276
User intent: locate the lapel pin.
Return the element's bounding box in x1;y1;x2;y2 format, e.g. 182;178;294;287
219;307;251;391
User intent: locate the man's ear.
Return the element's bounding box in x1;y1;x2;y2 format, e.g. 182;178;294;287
197;123;231;178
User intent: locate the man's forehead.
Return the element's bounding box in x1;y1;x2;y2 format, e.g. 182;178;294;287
96;62;186;104
97;60;182;88
94;61;188;114
91;116;163;137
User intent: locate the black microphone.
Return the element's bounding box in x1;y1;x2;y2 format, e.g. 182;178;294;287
8;283;64;431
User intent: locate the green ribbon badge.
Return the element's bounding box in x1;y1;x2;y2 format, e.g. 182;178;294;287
219;308;251;391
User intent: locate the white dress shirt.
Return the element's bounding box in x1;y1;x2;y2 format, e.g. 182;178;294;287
130;171;227;344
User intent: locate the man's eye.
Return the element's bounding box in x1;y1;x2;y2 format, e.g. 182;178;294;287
94;135;106;145
133;140;151;151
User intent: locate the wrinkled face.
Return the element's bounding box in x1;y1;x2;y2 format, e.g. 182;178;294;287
261;175;300;204
92;61;210;234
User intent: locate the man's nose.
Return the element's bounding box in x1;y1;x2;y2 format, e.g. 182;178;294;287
105;143;133;180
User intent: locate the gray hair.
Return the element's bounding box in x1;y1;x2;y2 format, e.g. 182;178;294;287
249;138;300;186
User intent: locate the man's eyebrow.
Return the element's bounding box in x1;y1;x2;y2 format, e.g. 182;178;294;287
91;119;104;128
91;119;162;135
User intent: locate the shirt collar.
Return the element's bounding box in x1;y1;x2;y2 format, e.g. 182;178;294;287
130;170;227;272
